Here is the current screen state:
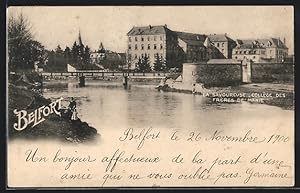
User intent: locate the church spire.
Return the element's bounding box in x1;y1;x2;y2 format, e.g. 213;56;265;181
78;29;83;46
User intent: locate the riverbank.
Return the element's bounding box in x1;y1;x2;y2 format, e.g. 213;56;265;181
160;81;294;110
8;83;99;143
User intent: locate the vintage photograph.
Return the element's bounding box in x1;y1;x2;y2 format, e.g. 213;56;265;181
7;6;294;187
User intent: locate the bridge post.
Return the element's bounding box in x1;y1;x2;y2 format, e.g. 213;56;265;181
79;75;85;87
122;74;128;87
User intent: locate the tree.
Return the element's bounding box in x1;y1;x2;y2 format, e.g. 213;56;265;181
137;55;152;72
153;53;163;72
8;13;45;71
64;46;71;64
83;45;91;64
161;56;167;72
71;41;79;64
135;57;142;72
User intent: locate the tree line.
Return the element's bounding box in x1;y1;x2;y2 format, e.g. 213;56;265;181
134;53;182;72
45;43;91;72
8;12;182;73
8;13;45;72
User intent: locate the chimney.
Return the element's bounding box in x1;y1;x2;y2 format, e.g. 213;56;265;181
283;37;286;45
149;25;152;29
164;24;167;28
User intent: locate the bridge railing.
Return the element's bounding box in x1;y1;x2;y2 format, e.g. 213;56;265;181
42;72;169;77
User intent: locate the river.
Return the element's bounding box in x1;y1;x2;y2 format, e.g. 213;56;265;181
8;79;294;187
42;80;294;136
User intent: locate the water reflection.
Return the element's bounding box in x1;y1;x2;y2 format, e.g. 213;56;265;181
43;80;293;132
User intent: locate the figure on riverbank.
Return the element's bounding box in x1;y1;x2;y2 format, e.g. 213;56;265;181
68;97;78;121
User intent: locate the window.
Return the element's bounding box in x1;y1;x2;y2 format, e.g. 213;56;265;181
217;43;220;47
154;36;157;41
141;37;144;41
160;44;163;49
135;44;138;50
222;43;224;47
239;51;242;54
141;53;144;58
235;50;238;54
253;56;256;59
147;44;151;50
147;36;150;41
135;54;137;59
135;37;138;41
235;56;238;59
244;56;246;59
129;37;131;42
222;49;224;52
128;45;131;50
253;50;256;54
244;50;247;54
154;44;157;49
141;44;144;50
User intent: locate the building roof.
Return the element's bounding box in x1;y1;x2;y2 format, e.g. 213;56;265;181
208;34;235;42
235;38;288;49
127;25;170;36
68;63;103;70
207;59;241;64
175;31;207;46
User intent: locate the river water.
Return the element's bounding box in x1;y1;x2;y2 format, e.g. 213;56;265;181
42;80;293;134
8;79;294;187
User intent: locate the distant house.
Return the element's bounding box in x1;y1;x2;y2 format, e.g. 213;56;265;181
90;42;106;63
90;42;126;70
207;34;237;59
232;38;288;63
175;31;208;62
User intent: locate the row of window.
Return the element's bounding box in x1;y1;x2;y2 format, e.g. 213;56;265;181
129;44;163;50
234;55;256;59
128;53;164;60
234;50;259;55
212;42;225;48
129;35;163;42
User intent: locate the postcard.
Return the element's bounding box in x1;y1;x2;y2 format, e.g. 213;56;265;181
7;6;294;188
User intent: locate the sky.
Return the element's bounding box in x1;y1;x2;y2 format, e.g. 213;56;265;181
8;6;294;54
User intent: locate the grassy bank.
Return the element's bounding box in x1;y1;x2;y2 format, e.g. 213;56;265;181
8;83;99;143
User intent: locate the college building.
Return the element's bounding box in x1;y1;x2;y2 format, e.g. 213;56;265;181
232;38;288;63
126;25;229;70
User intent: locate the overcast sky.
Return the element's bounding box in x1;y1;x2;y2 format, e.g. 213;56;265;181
8;6;294;54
